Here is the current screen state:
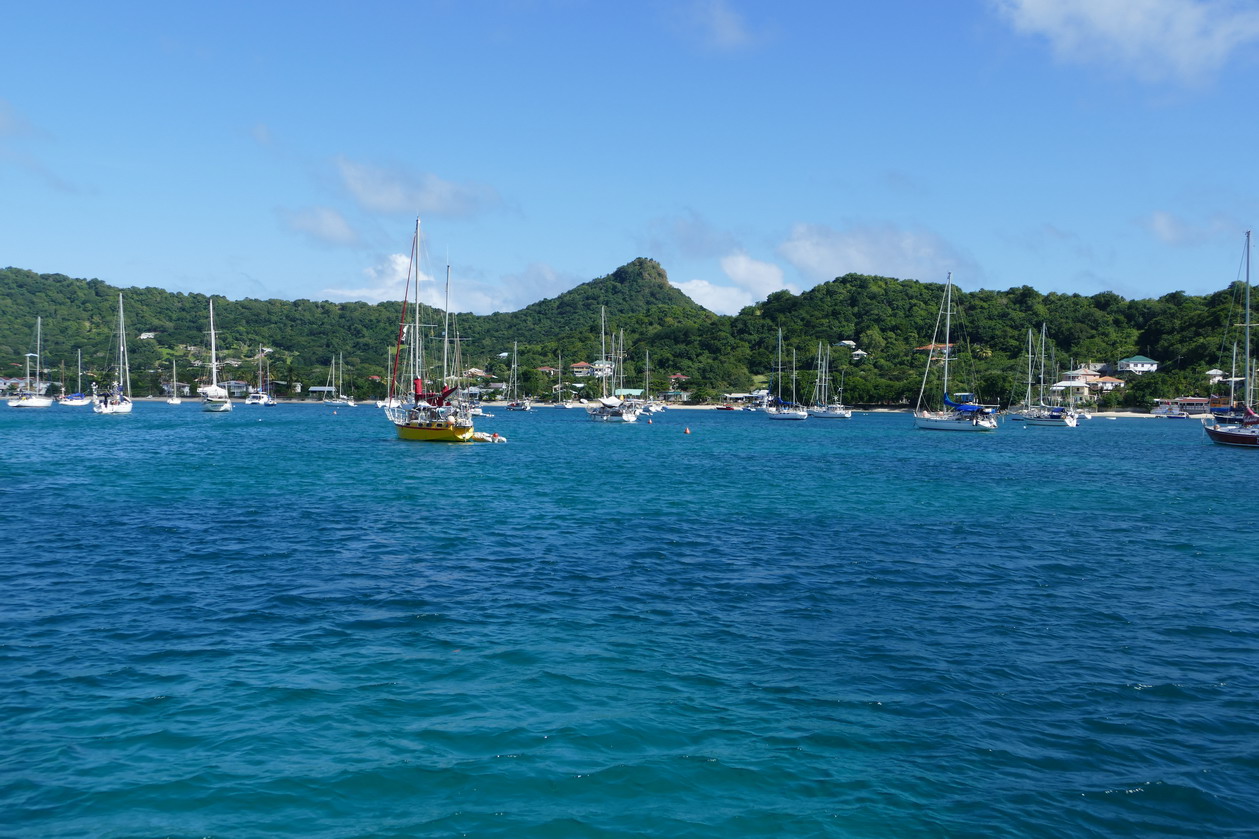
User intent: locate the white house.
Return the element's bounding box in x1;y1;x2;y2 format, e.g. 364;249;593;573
1092;376;1126;392
1118;355;1159;374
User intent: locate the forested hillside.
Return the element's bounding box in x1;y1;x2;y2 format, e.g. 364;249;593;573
0;261;1248;408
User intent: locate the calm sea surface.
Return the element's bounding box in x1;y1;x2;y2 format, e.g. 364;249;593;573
2;404;1257;838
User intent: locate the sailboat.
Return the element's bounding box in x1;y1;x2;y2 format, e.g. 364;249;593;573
505;342;532;411
166;359;182;405
245;346;276;405
640;348;665;413
586;308;641;422
385;218;495;442
8;317;54;408
552;352;576;408
201;299;232;412
1204;231;1259;447
93;294;134;414
913;273;997;431
59;349;91;406
767;330;808;420
807;342;852;419
322;354;355;406
1024;324;1078;427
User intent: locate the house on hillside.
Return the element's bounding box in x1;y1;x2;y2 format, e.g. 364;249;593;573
1092;376;1126;393
915;342;955;359
1118;355;1159;374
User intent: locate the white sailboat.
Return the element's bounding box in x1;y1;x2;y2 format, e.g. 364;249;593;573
913;273;997;431
767;330;808;420
166;359;182;405
1024;324;1077;427
93;294;134;414
505;342;532;410
244;346;276;405
323;354;355;406
1204;230;1259;446
59;349;91;406
586;308;641;423
807;342;852;419
8;317;54;408
201;299;232;412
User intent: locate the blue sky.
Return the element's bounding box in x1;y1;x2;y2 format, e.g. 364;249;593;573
4;0;1259;315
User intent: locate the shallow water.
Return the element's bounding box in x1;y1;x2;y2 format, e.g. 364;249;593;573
2;405;1256;837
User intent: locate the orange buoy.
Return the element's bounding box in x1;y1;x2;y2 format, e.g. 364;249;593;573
684;427;691;434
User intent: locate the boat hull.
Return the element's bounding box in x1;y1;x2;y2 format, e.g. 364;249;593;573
1025;415;1078;427
7;395;54;408
202;399;232;412
767;410;809;420
93;399;133;415
394;419;477;442
808;407;852;418
1204;424;1259;447
914;412;997;431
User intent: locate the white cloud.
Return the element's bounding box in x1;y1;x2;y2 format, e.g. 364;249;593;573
990;0;1259;85
669;0;765;52
670;250;792;315
673;278;758;314
280;206;359;246
779;222;971;283
721;251;789;298
322;256;578;315
336;156;501;217
1141;210;1235;246
322;253;421;303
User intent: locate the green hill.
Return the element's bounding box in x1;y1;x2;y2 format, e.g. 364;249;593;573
1;262;1248;408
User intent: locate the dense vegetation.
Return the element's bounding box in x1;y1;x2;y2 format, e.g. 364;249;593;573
1;260;1250;409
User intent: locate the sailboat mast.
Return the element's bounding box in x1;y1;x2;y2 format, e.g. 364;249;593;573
1038;324;1047;405
1246;230;1252;409
34;317;42;393
942;273;953;398
1025;330;1034;407
600;307;608;399
644;349;650;400
119;294;131;397
442;263;452;389
208;299;219;388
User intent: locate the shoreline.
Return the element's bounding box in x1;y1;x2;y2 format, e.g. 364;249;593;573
122;396;1182;419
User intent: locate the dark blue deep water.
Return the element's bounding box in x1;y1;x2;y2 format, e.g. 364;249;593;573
2;404;1257;838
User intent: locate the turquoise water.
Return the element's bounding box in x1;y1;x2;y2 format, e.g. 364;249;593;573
2;405;1256;838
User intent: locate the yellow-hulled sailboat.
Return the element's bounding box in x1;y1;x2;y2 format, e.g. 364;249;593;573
384;218;504;444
